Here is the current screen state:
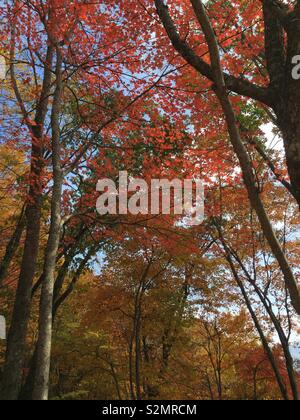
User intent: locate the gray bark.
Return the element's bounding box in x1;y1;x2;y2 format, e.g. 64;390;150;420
32;48;63;401
0;45;53;401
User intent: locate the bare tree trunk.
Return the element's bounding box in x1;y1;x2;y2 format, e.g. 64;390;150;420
253;368;258;401
20;246;97;400
205;374;215;400
129;285;142;401
0;45;53;401
32;48;63;401
221;239;289;400
18;347;38;401
135;293;142;401
216;332;223;400
0;205;26;284
220;225;299;401
129;339;135;401
240;262;298;400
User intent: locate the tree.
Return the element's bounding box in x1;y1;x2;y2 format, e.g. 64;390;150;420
152;0;300;315
0;0;300;401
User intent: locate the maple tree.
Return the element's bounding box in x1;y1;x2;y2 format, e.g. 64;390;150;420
0;0;300;401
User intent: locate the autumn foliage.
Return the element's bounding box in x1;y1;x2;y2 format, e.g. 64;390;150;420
0;0;300;401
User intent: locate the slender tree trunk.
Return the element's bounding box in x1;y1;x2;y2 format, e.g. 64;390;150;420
135;295;142;400
129;339;135;401
19;246;97;400
32;48;63;401
253;368;258;401
0;205;26;284
206;374;215;400
249;280;299;400
0;45;53;400
225;250;289;400
110;363;122;401
283;345;299;401
216;335;223;400
222;229;299;400
216;371;222;400
129;287;142;401
216;226;289;400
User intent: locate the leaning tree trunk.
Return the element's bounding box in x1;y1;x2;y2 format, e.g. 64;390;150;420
223;246;289;400
32;48;63;401
216;225;291;400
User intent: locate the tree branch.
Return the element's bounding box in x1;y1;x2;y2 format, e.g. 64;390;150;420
154;0;273;106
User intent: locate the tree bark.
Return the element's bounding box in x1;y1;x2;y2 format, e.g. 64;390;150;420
32;47;63;401
135;295;142;401
0;205;26;284
276;17;300;207
0;45;53;400
19;246;97;400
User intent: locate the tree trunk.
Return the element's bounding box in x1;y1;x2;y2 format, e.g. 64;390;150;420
222;243;289;400
276;19;300;207
32;48;63;401
0;205;26;284
223;228;299;400
249;278;299;400
129;338;135;401
18;347;38;401
19;246;97;400
0;191;42;400
135;295;142;401
0;45;53;400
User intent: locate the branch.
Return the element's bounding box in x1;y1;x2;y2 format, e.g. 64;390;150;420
154;0;273;106
247;137;298;200
9;26;29;121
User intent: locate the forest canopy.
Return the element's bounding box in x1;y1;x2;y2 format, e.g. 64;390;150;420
0;0;300;401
